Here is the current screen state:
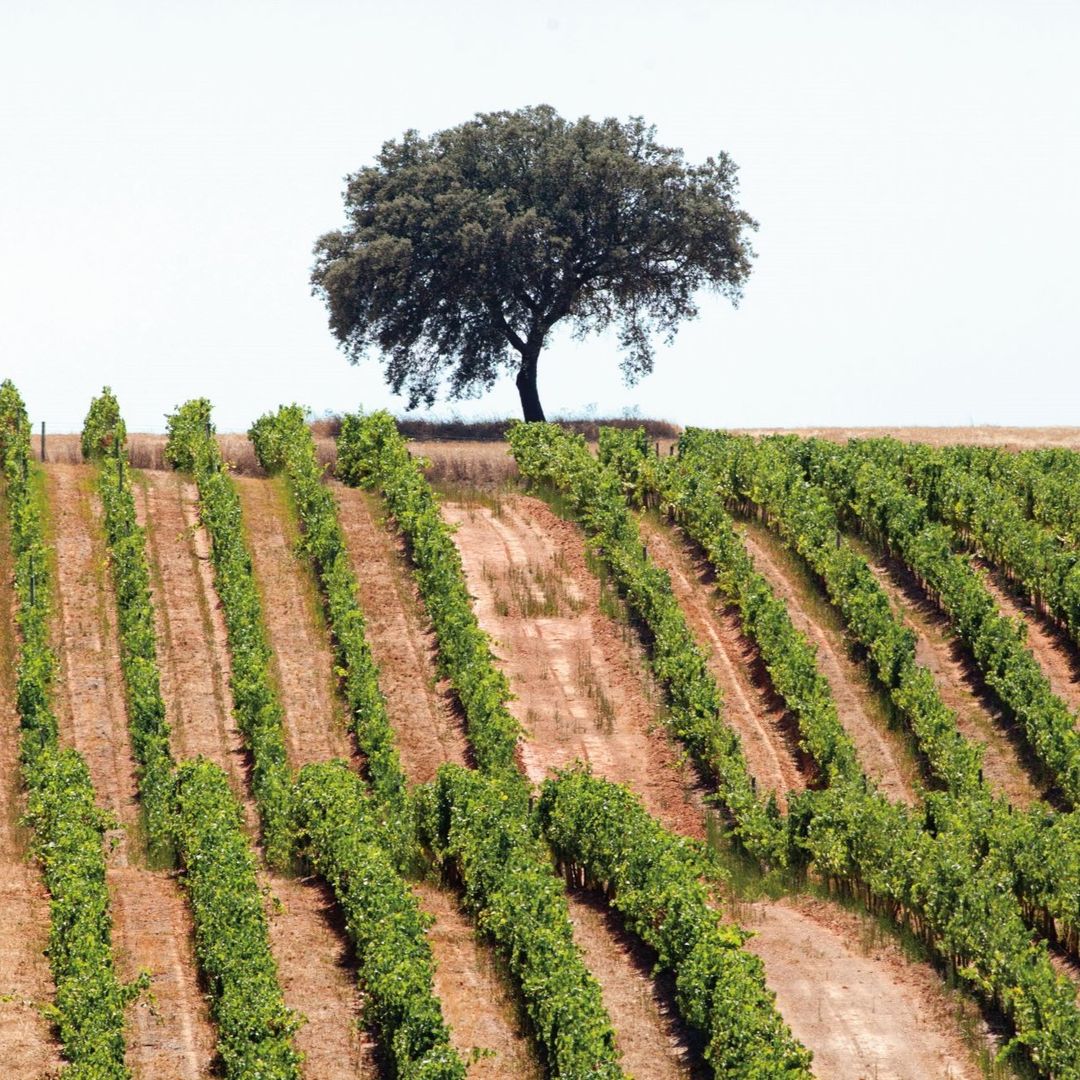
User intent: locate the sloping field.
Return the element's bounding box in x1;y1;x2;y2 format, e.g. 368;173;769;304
441;489;983;1079
45;464;215;1078
133;466;377;1079
12;412;1080;1078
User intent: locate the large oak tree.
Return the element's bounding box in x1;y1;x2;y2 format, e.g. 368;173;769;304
311;105;756;421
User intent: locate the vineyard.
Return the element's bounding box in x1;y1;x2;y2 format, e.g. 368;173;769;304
4;381;1080;1078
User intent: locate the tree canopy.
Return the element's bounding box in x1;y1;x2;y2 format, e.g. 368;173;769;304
311;105;756;421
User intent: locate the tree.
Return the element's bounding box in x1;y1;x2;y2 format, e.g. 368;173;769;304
311;105;756;422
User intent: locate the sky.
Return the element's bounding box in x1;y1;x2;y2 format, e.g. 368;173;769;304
1;0;1078;432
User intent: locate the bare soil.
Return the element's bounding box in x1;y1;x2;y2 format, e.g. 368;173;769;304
445;493;987;1077
853;539;1047;808
637;514;808;811
442;495;706;840
331;482;470;782
736;520;920;805
327;483;546;1075
0;507;63;1078
742;896;981;1080
133;467;377;1079
232;474;354;768
565;890;703;1080
45;463;216;1078
972;559;1080;716
412;881;539;1078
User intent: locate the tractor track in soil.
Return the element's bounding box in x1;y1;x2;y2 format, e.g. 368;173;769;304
0;506;63;1078
637;514;808;811
46;463;215;1079
445;493;984;1078
134;467;378;1079
736;520;920;805
849;536;1047;809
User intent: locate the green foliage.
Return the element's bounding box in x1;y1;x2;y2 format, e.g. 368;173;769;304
509;421;787;865
173;760;302;1079
0;379;131;1076
420;764;625;1079
80;386;125;461
248;405;407;811
803;436;1080;806
85;392;175;856
312;105;756;420
165;399;293;867
677;429;983;797
601;426;862;790
539;768;813;1078
336;411;521;775
293;762;466;1079
672;429;1080;1076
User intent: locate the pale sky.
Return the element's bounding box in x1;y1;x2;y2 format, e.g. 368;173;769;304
2;0;1078;432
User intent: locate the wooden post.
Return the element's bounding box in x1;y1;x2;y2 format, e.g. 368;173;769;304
40;421;45;463
29;554;35;607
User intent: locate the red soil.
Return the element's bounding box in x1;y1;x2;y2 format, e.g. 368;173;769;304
737;521;920;805
854;540;1046;808
446;492;986;1078
133;467;378;1079
0;508;63;1078
637;514;807;811
973;558;1080;716
232;475;354;768
46;463;215;1077
330;482;470;782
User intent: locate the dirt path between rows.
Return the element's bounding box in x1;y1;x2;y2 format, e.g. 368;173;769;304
972;559;1080;716
443;496;706;839
46;463;215;1078
233;475;354;768
850;537;1046;809
444;495;702;1076
0;507;63;1078
134;468;377;1079
331;482;469;782
637;515;807;811
742;896;980;1079
413;881;540;1078
331;483;549;1075
737;521;920;805
447;493;992;1077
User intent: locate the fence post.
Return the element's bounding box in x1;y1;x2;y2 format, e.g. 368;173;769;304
40;421;45;463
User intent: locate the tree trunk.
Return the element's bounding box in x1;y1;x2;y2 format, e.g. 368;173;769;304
516;350;546;422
